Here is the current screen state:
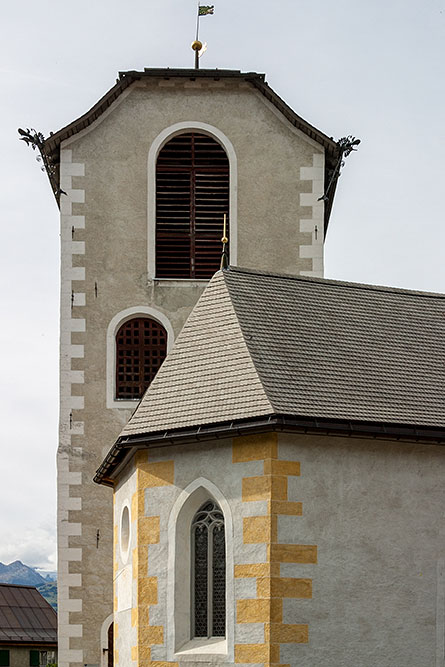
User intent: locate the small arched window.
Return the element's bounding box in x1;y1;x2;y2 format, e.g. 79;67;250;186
191;500;226;638
115;317;167;399
156;132;229;279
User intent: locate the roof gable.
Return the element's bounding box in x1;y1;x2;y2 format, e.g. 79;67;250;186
119;271;273;439
41;68;341;228
95;267;445;485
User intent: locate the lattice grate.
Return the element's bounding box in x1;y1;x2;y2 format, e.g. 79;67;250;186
116;318;167;399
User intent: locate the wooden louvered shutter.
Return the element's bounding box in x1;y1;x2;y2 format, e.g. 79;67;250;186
156;132;229;279
116;318;167;399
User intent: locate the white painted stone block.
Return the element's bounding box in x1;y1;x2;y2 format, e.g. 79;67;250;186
60;198;72;215
63;162;85;177
236;544;267;563
59;522;82;536
63;649;84;663
72;292;86;306
150;645;167;661
65;215;85;228
59;471;82;485
59;547;82;561
59;495;82;511
69;345;85;359
63;598;82;612
68;267;85;281
60;149;73;163
70;421;84;435
69;369;85;382
71;241;85;255
67;189;85;204
240;500;268;517
234;578;257;599
300;244;323;259
312;257;324;272
300;219;316;233
64;574;82;588
60;176;73;191
235;623;264;644
68;395;84;409
300;192;319;207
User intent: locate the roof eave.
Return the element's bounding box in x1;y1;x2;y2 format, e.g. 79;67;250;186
94;413;445;487
41;68;340;225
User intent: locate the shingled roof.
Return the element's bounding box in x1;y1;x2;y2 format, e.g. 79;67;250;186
95;267;445;485
0;584;57;645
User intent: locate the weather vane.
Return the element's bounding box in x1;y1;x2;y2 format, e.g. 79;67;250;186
191;3;214;69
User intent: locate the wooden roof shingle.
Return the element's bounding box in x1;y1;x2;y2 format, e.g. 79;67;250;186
95;267;445;485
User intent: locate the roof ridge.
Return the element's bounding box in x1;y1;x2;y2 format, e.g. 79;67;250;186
220;273;275;413
0;583;38;589
224;266;445;299
116;272;273;443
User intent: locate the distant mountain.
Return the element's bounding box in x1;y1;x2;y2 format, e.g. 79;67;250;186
36;581;58;612
0;560;46;585
0;561;57;611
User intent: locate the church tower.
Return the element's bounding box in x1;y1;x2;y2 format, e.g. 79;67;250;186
41;68;342;667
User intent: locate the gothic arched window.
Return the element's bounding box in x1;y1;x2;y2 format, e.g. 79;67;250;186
191;501;226;638
156;132;229;279
115;317;167;399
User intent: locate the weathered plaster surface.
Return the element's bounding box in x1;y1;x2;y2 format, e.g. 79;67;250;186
278;433;445;667
59;77;326;665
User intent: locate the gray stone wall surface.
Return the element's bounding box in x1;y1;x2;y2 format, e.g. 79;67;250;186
278;432;445;667
59;76;325;666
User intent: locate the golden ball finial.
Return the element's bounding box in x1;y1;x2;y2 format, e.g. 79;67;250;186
191;40;203;52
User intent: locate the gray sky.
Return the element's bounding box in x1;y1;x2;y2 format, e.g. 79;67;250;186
1;0;444;571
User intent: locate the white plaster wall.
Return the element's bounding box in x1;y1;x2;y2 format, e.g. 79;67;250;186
114;465;137;667
278;433;445;667
137;439;266;667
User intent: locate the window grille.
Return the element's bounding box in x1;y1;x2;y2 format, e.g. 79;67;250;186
191;500;226;638
115;318;167;399
156;132;230;279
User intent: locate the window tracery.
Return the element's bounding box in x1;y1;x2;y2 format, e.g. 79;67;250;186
191;500;226;638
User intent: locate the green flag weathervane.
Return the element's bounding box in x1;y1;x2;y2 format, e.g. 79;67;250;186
192;3;214;69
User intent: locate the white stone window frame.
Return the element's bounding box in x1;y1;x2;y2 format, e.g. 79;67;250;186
166;478;234;663
106;306;174;409
147;121;238;282
100;613;114;667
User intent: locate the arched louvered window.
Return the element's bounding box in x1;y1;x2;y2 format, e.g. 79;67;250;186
115;318;167;399
156;132;229;279
191;500;226;638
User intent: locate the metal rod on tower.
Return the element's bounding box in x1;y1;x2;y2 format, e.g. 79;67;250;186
192;4;214;69
220;213;229;270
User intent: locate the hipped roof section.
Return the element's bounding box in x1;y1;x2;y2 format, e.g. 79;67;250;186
95;267;445;485
0;584;57;645
42;68;340;230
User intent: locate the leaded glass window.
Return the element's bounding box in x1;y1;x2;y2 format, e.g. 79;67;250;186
191;500;226;638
